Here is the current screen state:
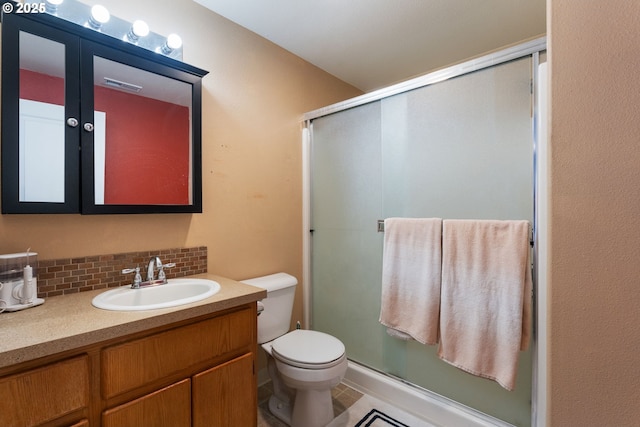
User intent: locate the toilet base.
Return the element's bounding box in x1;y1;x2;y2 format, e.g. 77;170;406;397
266;351;295;425
268;394;293;426
267;386;335;427
291;388;335;427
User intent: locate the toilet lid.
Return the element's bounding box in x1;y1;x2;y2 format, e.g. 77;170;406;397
271;329;345;369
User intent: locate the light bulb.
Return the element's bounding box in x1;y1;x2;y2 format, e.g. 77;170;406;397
88;5;110;29
45;0;63;13
161;33;182;54
126;20;149;42
167;34;182;50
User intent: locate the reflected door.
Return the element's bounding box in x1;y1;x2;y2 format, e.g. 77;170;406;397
19;99;65;202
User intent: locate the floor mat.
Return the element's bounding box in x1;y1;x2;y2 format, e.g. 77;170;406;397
354;408;411;426
327;394;438;427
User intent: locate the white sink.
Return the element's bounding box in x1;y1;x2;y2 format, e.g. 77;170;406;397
92;278;220;311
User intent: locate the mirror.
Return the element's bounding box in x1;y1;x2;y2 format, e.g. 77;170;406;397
18;31;66;203
92;57;193;206
2;11;207;214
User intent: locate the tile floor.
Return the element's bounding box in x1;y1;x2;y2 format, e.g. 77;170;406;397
257;381;364;427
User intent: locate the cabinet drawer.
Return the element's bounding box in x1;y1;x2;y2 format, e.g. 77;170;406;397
102;378;191;427
0;355;89;426
102;307;253;398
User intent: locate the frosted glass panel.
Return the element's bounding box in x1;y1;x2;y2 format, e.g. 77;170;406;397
311;57;533;426
382;58;533;221
311;102;385;367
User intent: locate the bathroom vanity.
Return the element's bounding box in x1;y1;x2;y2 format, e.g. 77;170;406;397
0;274;265;427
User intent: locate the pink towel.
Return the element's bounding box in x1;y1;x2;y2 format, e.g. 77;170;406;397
438;219;532;391
379;218;442;345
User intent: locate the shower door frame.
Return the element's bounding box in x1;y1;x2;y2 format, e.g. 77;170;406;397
301;36;547;427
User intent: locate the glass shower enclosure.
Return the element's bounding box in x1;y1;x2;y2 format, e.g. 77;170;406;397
307;42;543;427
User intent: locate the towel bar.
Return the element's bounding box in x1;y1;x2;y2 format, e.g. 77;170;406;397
377;219;535;246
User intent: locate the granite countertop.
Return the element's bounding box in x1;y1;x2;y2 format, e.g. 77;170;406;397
0;273;266;369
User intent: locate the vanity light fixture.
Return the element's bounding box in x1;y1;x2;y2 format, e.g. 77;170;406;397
88;5;110;30
44;0;64;14
24;0;184;60
160;34;183;55
126;20;149;43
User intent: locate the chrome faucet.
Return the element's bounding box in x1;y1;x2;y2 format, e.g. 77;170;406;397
122;256;176;289
147;256;162;282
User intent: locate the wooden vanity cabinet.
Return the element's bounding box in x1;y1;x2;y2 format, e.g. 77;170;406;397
0;303;258;427
101;305;257;427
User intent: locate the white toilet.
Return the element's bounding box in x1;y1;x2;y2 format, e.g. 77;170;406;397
241;272;348;427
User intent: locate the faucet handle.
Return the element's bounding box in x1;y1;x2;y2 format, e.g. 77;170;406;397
157;262;176;282
122;266;142;288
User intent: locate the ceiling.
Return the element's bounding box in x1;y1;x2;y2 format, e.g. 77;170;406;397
194;0;546;92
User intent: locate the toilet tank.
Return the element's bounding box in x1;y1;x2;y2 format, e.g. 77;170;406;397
240;272;297;344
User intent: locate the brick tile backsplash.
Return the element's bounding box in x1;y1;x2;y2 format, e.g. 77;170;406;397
36;247;207;298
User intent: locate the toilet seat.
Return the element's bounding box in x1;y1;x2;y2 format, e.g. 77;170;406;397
271;329;346;370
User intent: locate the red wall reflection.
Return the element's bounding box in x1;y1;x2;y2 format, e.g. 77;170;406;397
20;69;191;205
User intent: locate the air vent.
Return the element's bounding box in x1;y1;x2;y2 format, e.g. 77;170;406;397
103;77;142;93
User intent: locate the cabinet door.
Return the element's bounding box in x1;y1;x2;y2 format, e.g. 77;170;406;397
79;40;204;214
0;356;89;426
193;353;256;427
1;12;81;213
102;378;191;427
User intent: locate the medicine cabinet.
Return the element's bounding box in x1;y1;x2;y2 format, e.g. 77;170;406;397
1;11;208;214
